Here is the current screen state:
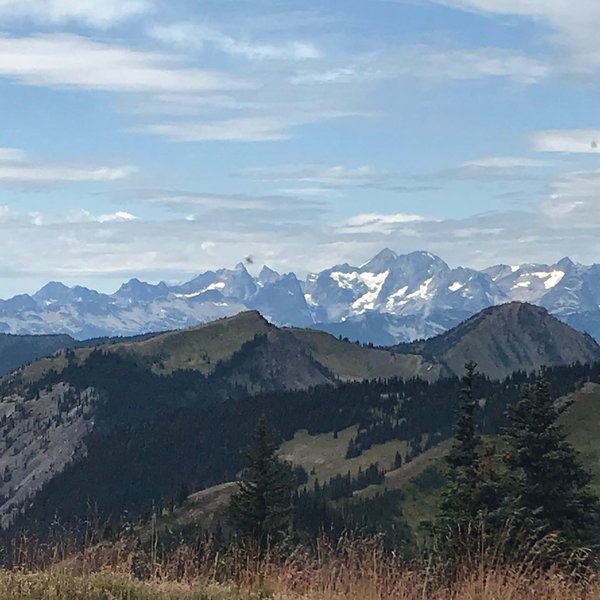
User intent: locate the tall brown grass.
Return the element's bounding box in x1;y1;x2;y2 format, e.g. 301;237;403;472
1;533;600;599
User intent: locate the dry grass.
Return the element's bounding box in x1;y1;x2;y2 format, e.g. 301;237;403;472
2;535;600;600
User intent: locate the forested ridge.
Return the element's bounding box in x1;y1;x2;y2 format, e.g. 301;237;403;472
6;338;599;539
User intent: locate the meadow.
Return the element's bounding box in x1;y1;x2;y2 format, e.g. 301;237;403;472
2;535;600;600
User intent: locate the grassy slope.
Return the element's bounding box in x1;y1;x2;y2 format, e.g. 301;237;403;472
561;382;600;495
287;328;442;382
278;382;600;533
139;383;600;544
116;311;272;375
13;311;444;386
279;427;409;485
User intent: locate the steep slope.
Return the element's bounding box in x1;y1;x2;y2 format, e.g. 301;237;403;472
404;302;600;379
287;327;442;381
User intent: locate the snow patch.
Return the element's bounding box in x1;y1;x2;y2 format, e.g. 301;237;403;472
174;281;226;299
304;293;317;306
406;278;434;300
385;286;409;311
342;271;389;313
448;282;464;292
531;270;565;289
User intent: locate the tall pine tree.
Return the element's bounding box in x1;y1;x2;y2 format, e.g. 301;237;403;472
228;417;294;546
503;370;600;560
432;362;500;562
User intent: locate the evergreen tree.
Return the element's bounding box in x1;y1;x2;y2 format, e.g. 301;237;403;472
228;417;294;546
438;362;483;523
432;362;500;561
503;370;600;560
393;450;403;470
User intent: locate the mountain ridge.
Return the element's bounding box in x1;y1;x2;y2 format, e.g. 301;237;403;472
0;249;599;344
0;303;597;533
401;302;600;380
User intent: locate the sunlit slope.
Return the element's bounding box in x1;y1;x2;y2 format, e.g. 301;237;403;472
404;303;600;379
287;328;443;381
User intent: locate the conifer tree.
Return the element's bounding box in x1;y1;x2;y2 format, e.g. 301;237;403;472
438;362;483;523
228;417;294;546
432;362;500;561
503;370;600;558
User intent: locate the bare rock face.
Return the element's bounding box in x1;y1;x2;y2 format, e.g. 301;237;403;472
0;382;99;527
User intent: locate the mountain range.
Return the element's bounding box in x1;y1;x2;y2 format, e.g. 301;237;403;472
0;302;598;531
0;250;599;345
0;250;598;344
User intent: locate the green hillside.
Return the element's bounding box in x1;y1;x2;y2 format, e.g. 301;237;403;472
562;382;600;495
287;328;443;381
116;311;273;375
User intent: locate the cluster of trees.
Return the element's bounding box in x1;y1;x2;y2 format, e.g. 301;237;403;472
432;362;600;571
228;418;412;551
227;361;600;573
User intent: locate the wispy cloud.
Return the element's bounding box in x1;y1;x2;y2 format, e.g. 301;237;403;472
532;130;600;153
428;0;600;75
138;111;360;142
0;0;152;27
149;22;321;61
0;148;27;162
540;168;600;225
128;189;325;220
292;46;550;86
0;147;136;185
241;164;387;185
431;155;552;181
0;33;248;94
340;212;426;234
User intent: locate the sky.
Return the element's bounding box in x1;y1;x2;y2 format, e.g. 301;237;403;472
1;0;600;296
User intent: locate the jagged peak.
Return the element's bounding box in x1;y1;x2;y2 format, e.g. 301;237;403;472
258;265;281;285
234;262;250;273
556;256;575;269
360;248;399;271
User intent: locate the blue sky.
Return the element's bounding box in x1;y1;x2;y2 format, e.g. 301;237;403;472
1;0;600;296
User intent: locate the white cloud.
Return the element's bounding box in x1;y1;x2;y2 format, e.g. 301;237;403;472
129;189;325;220
532;130;600;153
0;0;152;27
464;156;548;168
540;169;600;225
293;46;550;86
150;23;321;61
138;111;359;142
0;172;599;293
429;155;551;181
0;33;247;94
0;148;27;162
0;165;136;184
0;147;136;185
429;0;600;74
242;164;386;185
140;117;292;142
408;46;550;83
341;213;426;234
